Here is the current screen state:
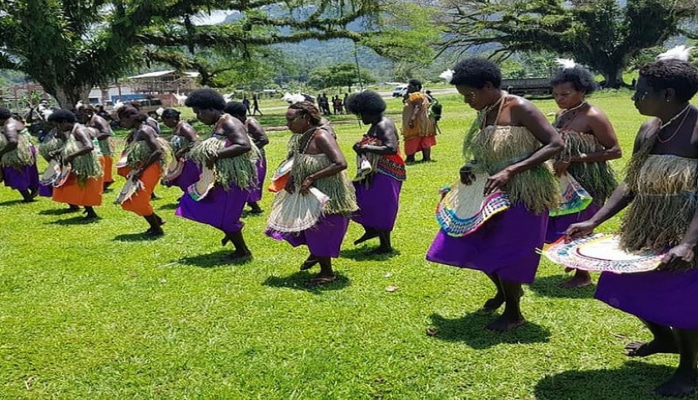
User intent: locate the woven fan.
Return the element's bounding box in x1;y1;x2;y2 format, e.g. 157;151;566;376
40;159;61;185
162;158;184;184
115;151;129;168
52;164;72;187
544;233;665;273
115;172;144;204
267;187;330;233
268;158;294;193
187;166;216;201
436;172;511;237
550;173;593;217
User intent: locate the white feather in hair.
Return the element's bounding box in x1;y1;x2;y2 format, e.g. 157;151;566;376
657;45;694;61
556;58;576;69
439;70;454;83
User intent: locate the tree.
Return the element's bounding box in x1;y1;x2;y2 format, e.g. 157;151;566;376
0;0;384;107
439;0;698;86
307;63;374;91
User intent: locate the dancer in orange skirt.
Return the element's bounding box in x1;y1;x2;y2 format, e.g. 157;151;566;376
116;105;168;235
47;109;103;219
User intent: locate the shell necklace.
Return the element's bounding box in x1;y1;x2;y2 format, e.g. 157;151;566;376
657;105;692;144
554;101;587;129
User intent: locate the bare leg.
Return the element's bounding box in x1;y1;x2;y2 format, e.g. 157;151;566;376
559;269;592;289
144;213;164;236
247;201;263;214
625;319;678;357
222;230;252;260
422;147;432;162
308;256;336;286
19;189;36;202
485;279;526;332
83;206;98;219
654;328;698;397
405;154;416;164
354;227;379;245
372;231;394;254
300;253;319;271
481;273;505;312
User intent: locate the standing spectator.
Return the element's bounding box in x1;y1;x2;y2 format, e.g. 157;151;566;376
401;79;437;163
252;94;263;116
242;96;251;115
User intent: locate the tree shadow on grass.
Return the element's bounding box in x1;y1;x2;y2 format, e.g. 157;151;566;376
528;275;595;299
427;312;551;349
113;232;165;242
178;250;253;268
534;361;675;400
49;216;101;226
0;199;26;206
340;247;401;262
263;271;350;293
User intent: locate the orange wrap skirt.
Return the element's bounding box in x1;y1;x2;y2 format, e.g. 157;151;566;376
120;163;161;217
52;173;104;206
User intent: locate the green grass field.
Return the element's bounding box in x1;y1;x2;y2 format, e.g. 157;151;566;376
0;90;695;399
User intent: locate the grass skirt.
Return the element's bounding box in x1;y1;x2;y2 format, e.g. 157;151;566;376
247;155;267;203
352;173;402;231
545;203;601;244
266;213;349;258
595;268;698;329
176;183;248;235
164;159;200;193
426;203;548;283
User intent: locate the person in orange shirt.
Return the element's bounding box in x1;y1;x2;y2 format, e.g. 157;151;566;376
401;79;436;164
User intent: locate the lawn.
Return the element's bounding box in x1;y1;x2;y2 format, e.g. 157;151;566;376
0;90;694;399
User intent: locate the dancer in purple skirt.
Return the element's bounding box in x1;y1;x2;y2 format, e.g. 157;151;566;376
225;101;269;214
177;89;257;261
266;102;357;286
0;107;39;202
567;57;698;397
161;108;200;193
345;90;406;254
426;59;563;331
546;65;622;288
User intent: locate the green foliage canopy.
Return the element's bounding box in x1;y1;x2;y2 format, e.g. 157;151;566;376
440;0;698;86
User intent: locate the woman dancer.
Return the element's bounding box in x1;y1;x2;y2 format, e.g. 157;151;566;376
0;107;39;202
547;65;621;288
346;90;406;254
161;108;200;194
266;102;357;286
567;57;698;398
426;58;562;331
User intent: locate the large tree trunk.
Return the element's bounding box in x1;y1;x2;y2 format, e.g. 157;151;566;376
52;84;91;109
601;67;625;89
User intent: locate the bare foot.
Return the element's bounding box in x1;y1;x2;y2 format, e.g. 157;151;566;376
559;272;592;289
480;294;504;313
307;275;337;287
625;340;678;357
654;370;697;397
300;256;318;271
485;314;526;332
354;229;379;245
368;246;394;255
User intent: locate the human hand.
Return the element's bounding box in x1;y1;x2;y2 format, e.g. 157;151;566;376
408;118;415;129
660;243;695;267
205;154;218;169
131;168;144;181
300;177;314;195
284;176;295;194
553;160;570;177
459;165;476;185
565;220;597;242
484;169;512;195
352;143;364;154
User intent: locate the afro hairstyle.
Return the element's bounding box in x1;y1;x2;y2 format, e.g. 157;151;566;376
345;90;386;116
185;89;226;111
450;58;502;89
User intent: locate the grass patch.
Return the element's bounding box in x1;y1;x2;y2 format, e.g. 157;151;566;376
0;90;694;399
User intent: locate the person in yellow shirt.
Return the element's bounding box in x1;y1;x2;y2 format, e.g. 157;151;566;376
401;79;436;163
